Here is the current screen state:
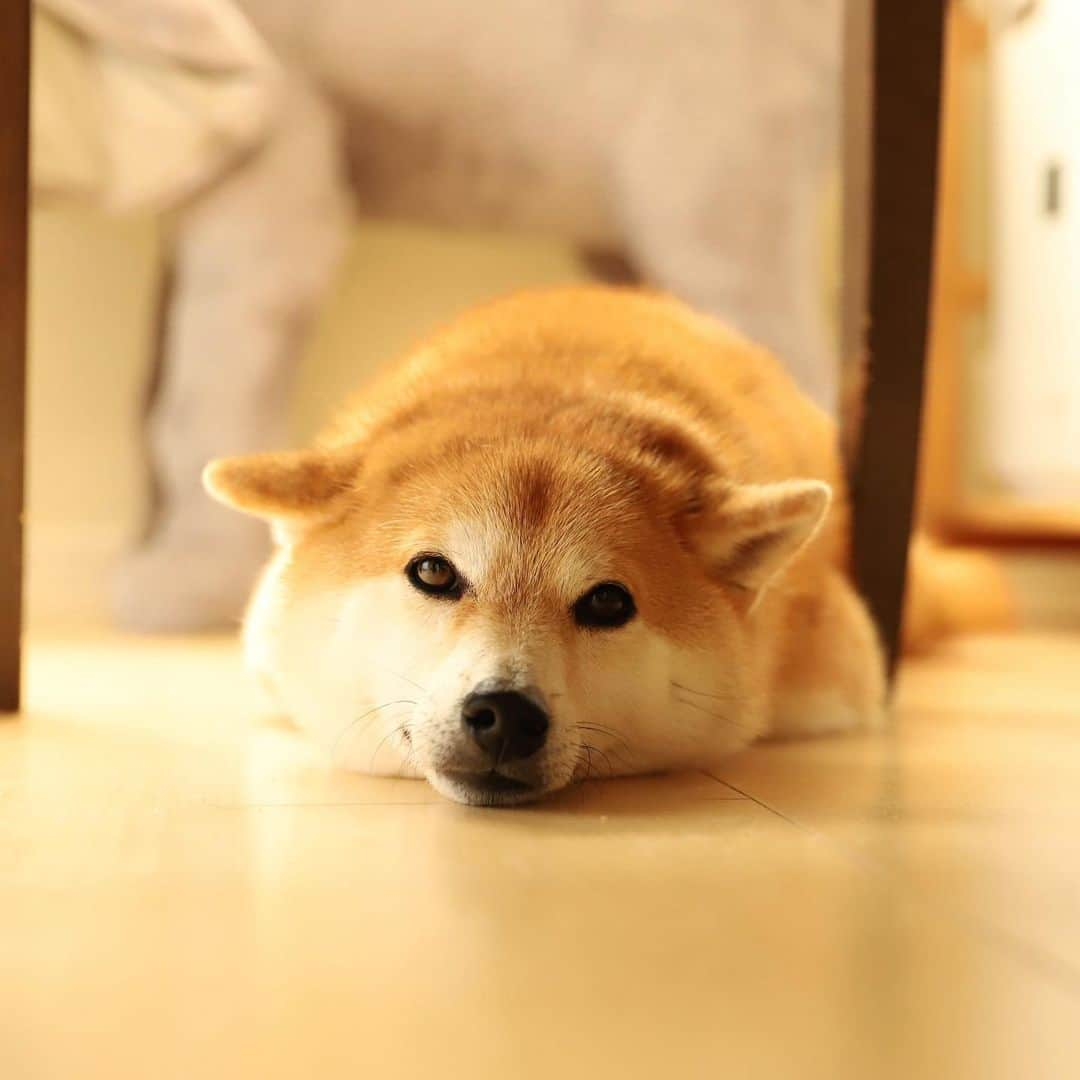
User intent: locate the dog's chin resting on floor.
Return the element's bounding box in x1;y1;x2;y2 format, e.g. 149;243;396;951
205;286;886;806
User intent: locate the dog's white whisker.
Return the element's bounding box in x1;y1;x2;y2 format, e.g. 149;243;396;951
367;722;413;776
331;699;418;761
669;680;729;702
571;722;635;775
373;665;428;694
582;743;615;779
672;694;754;733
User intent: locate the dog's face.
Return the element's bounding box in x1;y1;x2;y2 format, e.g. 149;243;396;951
207;438;828;806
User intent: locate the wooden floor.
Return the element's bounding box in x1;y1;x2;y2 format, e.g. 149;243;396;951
3;632;1080;1078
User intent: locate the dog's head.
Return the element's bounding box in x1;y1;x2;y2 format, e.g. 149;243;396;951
206;403;828;805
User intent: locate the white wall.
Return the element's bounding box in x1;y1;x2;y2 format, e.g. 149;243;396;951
985;0;1080;496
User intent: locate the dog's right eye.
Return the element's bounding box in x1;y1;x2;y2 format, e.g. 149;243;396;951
406;554;462;598
573;582;636;629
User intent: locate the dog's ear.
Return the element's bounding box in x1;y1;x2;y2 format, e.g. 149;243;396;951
690;479;831;594
203;448;359;522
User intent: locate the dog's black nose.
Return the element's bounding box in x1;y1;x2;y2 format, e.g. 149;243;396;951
461;690;549;762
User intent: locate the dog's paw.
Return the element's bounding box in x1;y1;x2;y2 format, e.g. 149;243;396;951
110;522;269;633
767;691;887;741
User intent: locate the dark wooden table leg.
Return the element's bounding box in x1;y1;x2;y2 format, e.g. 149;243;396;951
1;0;30;712
844;0;947;677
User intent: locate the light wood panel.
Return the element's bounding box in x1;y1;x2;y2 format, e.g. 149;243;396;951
2;630;1080;1078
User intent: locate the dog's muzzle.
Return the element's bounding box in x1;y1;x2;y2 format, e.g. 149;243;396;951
438;682;550;802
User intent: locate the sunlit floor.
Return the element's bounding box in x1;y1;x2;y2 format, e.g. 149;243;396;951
3;632;1080;1079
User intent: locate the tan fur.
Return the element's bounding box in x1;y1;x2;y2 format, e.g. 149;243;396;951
903;536;1015;654
206;286;886;805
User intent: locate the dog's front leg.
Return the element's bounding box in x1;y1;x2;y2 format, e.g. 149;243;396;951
768;571;886;740
112;74;353;631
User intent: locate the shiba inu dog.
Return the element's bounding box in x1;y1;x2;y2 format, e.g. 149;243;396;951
205;286;885;805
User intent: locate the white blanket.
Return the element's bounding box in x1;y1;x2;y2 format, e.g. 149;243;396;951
32;0;279;212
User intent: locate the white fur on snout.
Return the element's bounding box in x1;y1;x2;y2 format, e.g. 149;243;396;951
245;559;562;788
248;568;438;776
245;537;768;805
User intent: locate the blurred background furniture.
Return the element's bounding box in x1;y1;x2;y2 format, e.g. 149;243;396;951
844;0;946;673
922;0;1080;542
1;0;30;711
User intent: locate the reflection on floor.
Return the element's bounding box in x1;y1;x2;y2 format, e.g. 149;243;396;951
3;632;1080;1078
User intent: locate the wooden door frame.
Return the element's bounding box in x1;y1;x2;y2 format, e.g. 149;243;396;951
0;0;30;712
844;0;947;675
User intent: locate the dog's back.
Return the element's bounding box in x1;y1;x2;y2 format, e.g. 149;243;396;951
327;286;842;487
322;285;849;571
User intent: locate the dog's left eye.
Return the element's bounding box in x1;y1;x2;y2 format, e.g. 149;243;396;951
573;582;636;629
406;554;462;598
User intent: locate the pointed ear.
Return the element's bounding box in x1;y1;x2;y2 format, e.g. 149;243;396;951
202;448;359;521
691;479;832;593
